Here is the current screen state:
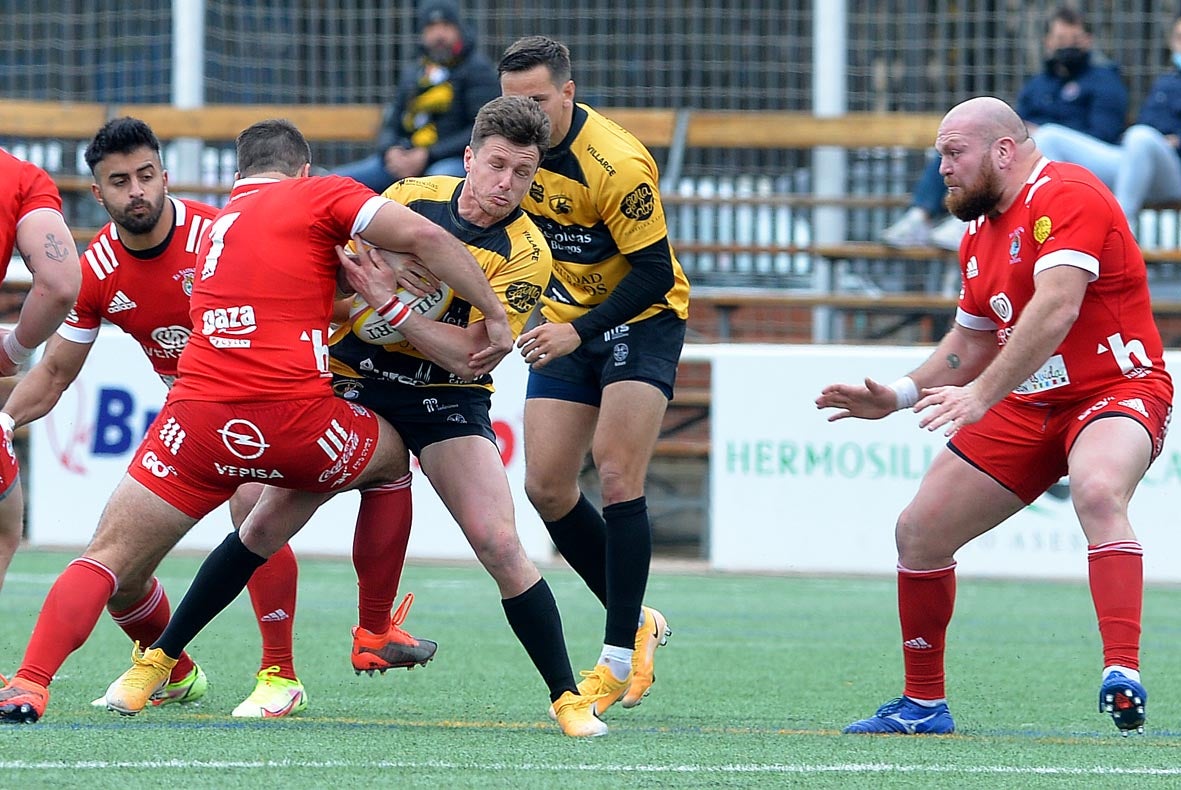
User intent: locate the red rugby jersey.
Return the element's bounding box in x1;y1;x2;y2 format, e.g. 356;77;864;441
60;197;216;378
0;149;64;283
171;175;385;402
956;158;1171;404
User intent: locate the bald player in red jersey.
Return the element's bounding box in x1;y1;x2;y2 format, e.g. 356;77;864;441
0;118;308;718
0;118;511;724
818;96;1171;736
0;149;82;589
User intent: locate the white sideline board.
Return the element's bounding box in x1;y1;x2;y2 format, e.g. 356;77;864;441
707;344;1181;582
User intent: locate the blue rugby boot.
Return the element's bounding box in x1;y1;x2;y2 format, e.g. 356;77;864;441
1099;670;1146;735
843;696;955;734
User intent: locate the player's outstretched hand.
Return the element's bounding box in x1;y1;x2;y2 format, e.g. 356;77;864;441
516;323;580;369
815;377;898;421
916;384;987;437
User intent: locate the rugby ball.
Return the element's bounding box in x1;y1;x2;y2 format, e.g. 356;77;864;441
349;284;453;346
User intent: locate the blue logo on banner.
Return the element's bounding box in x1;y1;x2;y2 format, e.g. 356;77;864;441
92;387;160;456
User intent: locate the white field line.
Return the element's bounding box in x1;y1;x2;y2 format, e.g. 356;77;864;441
0;760;1179;776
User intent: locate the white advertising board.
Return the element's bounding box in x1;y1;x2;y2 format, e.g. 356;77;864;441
709;344;1181;582
27;328;551;562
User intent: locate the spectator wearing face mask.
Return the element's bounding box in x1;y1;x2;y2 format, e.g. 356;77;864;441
1003;13;1181;227
882;5;1128;251
334;1;500;193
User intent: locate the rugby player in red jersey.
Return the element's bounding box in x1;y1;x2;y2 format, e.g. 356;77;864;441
1;117;309;717
0;147;81;590
818;97;1172;736
0;118;518;727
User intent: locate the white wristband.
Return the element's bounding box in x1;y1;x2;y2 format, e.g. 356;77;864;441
376;296;412;328
889;376;920;410
0;412;14;437
2;332;33;364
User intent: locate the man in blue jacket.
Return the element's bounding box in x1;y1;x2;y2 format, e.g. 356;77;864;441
1009;14;1181;223
883;6;1127;250
335;1;500;193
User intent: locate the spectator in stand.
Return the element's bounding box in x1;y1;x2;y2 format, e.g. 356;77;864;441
334;1;499;193
999;14;1181;229
882;5;1127;251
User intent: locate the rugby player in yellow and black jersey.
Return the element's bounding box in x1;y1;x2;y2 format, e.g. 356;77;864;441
498;35;686;717
328;95;610;737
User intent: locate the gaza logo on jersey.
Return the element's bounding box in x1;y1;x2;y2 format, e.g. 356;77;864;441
202;304;257;336
621;183;655;220
505;280;543;313
990;292;1013;323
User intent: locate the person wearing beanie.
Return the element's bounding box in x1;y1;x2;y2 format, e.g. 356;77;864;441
335;2;499;192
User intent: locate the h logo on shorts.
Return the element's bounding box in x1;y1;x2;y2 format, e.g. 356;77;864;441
218;419;269;460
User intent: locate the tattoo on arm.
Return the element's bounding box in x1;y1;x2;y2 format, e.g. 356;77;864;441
946;353;961;369
42;233;70;263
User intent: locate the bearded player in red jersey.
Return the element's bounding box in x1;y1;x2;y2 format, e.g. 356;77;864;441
818;97;1172;736
0;117;309;718
0;148;82;590
0;118;516;726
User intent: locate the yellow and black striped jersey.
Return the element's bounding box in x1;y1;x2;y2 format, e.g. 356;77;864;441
522;103;690;325
330;175;551;391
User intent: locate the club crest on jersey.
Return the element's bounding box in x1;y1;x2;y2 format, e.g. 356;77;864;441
1008;227;1024;265
218;419;269;460
505;280;543;313
621;183;655;220
333;380;364;400
548;194;573;215
173;267;196;297
1034;216;1052;244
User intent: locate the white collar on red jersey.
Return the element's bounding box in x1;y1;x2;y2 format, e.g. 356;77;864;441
1026;157;1051;184
232;177;280;188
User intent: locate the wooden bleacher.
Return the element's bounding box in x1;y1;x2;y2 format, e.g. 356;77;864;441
9;100;1181;326
10;102;1181;479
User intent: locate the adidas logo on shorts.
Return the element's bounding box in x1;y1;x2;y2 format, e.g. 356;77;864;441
1119;398;1148;418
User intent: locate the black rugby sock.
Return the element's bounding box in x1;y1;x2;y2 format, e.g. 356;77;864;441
502;579;577;702
155;532;267;658
543;493;608;606
603;496;652;648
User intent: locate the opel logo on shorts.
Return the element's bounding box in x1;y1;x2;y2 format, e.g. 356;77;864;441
218;419;270;460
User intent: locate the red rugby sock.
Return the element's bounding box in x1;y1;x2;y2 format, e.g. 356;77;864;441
898;563;956;701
